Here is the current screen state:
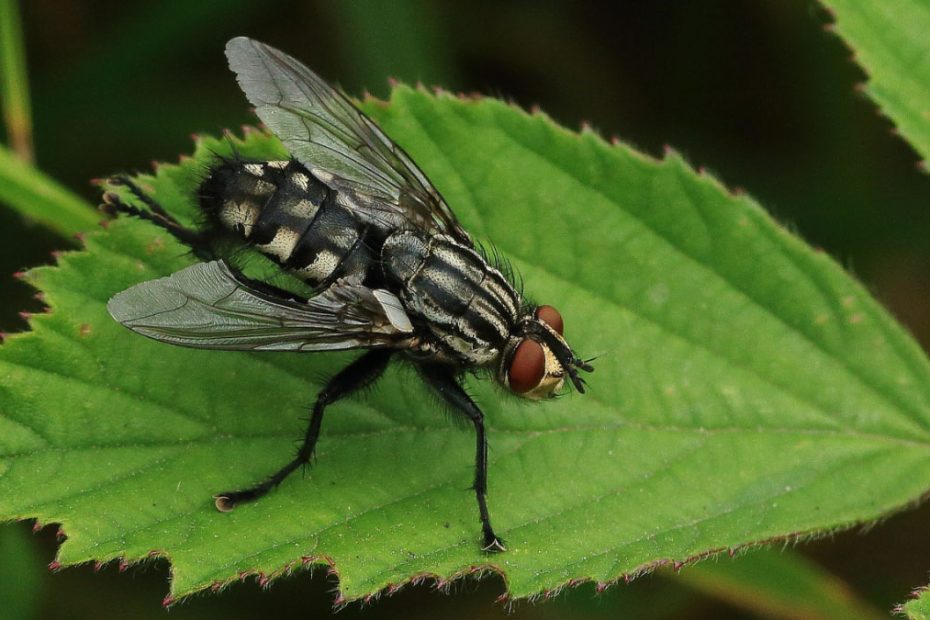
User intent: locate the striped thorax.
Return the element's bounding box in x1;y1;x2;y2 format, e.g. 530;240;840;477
382;231;520;365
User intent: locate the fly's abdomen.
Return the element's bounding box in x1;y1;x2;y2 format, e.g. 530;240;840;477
200;159;371;287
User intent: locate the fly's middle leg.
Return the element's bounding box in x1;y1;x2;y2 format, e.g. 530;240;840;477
214;349;393;511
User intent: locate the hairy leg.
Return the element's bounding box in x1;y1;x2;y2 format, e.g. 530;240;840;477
419;364;505;552
214;349;393;510
102;176;210;258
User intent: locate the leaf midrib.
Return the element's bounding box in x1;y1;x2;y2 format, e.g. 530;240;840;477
5;422;929;466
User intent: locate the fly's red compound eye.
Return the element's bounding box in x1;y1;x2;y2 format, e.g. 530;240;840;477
535;305;564;335
508;339;546;394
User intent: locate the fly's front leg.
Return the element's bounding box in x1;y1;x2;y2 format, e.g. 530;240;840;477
215;349;392;511
419;364;506;552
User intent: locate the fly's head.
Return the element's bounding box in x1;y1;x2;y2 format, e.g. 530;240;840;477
499;305;594;400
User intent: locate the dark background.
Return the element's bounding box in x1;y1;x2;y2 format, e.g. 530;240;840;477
3;1;930;617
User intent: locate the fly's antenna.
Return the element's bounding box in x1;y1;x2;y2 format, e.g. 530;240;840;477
522;320;594;393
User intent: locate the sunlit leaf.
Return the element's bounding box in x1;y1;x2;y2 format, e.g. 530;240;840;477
2;86;930;603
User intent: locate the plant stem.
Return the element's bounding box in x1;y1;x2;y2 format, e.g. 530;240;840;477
0;144;98;236
0;0;34;163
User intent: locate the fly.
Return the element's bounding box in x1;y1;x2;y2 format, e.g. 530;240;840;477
103;37;593;552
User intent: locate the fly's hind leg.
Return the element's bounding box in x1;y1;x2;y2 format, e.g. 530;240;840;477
214;349;393;511
101;176;211;259
104;176;310;303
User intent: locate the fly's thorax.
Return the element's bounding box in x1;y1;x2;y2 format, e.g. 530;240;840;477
382;231;522;366
199;159;372;287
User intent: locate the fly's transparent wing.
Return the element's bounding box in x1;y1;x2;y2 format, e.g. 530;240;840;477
225;36;471;244
107;261;414;351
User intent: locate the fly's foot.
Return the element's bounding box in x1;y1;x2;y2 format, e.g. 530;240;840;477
482;533;507;553
213;487;267;512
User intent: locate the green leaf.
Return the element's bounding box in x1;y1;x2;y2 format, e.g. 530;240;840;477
820;0;930;167
903;587;930;620
3;85;930;604
674;549;884;620
817;3;930;612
